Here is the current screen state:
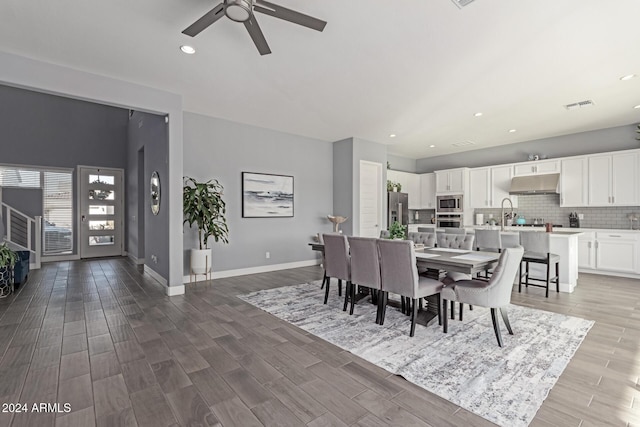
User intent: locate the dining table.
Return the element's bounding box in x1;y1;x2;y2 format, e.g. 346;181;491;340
309;242;501;325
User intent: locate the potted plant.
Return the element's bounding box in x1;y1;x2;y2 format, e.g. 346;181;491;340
0;244;17;297
395;182;402;192
387;180;394;192
388;221;407;239
183;177;229;277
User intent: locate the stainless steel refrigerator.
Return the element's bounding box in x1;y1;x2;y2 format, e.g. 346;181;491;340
388;192;409;229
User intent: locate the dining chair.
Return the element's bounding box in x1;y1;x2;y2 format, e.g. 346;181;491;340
407;232;436;247
347;236;381;319
380;230;390;239
377;239;443;337
519;231;560;298
322;233;349;305
437;233;475;320
441;246;524;347
317;232;341;297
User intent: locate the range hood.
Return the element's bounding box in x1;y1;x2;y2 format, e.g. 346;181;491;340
509;173;560;195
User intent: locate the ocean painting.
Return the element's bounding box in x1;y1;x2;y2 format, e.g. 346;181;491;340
242;172;294;217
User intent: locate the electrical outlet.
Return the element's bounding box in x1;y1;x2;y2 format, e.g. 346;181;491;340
578;213;584;220
265;252;270;259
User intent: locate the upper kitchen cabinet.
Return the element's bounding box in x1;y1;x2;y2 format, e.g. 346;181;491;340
560;157;588;207
588;151;639;206
435;168;468;193
387;170;421;209
469;165;518;208
419;173;436;209
513;159;560;176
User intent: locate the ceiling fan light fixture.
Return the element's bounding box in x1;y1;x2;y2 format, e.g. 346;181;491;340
225;0;252;22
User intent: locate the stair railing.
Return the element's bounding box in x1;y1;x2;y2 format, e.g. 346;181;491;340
1;203;41;269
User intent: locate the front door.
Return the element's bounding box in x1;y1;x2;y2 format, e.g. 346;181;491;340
359;161;383;237
79;167;124;258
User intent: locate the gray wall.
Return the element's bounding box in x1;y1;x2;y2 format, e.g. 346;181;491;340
416;124;639;172
332;139;354;236
2;188;43;219
183;112;333;273
387;154;417;173
127;111;170;280
0;84;129;255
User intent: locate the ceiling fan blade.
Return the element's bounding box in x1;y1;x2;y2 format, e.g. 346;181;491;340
182;3;226;37
244;15;271;55
254;0;326;32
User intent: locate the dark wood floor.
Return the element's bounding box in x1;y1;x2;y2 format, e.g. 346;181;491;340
0;259;637;427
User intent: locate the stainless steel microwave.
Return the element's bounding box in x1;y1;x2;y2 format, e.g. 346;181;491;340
437;194;463;213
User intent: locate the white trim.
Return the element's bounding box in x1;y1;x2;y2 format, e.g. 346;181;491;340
578;269;640;280
128;254;145;265
42;254;81;263
183;259;321;283
166;284;185;296
144;265;168;286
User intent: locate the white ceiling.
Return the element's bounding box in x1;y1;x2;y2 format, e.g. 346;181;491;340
1;0;639;159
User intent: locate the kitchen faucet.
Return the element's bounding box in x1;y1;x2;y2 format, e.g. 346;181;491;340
501;197;514;231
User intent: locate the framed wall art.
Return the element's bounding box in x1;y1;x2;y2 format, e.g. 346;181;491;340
242;172;294;218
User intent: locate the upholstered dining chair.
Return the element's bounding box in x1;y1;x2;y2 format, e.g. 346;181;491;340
407;232;436;247
380;230;390;239
438;233;476;320
317;233;341;297
475;229;502;279
322;233;349;305
441;246;524;347
519;231;560;298
347;236;381;319
377;239;443;337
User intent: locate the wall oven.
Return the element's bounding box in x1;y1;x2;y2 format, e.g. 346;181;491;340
436;215;464;229
436;194;463;213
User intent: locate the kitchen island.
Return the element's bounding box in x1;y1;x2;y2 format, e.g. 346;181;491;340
469;226;582;293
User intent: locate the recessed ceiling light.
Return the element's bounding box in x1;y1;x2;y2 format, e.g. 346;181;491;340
474;112;483;117
180;45;196;54
429;144;436;148
634;105;640;109
509;129;517;133
389;134;396;138
620;74;636;81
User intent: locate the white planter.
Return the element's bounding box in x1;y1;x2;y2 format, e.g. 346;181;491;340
190;248;212;275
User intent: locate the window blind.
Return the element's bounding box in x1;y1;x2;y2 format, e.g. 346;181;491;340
42;171;73;254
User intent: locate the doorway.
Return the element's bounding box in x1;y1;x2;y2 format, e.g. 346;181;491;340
78;166;124;258
359;161;383;237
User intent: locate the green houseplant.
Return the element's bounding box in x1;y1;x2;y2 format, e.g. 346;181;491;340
183;177;229;276
388;221;407;239
0;244;17;297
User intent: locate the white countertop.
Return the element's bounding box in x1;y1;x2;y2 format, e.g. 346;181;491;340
472;225;639;234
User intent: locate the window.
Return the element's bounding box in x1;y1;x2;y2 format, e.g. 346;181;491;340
43;171;73;255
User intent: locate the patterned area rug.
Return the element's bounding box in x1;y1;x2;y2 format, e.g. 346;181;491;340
239;280;594;427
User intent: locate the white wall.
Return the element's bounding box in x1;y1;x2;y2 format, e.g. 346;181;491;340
183;112;333;276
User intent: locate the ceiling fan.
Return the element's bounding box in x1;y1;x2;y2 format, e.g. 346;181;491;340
182;0;327;55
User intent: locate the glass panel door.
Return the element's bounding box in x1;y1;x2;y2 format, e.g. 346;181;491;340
79;167;124;258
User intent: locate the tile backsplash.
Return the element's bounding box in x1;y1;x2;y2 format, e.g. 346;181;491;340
474;194;640;230
408;209;436;224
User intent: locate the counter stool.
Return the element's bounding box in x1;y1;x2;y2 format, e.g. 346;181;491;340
519;231;560;298
475;229;502;279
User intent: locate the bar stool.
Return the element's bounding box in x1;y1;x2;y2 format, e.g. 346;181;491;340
475;229;502;278
519;231;560;298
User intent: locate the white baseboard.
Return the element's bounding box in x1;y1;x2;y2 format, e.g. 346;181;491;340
128;254;145;265
42;254;81;263
144;265;168;286
166;284;185;296
182;259;321;284
578;269;640;280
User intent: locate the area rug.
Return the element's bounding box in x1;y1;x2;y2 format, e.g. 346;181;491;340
239;280;594;427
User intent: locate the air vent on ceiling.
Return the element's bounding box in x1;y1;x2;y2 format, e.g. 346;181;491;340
451;0;476;9
564;100;595;110
452;140;476;147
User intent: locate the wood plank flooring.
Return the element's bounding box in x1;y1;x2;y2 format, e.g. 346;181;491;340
0;258;638;426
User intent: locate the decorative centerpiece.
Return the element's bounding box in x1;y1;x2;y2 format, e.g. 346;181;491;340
388;221;407;239
327;215;348;233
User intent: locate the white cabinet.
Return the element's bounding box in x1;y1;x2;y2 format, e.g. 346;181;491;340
435;168;468;193
387;170;420;209
419;173;436;209
577;231;596;270
560;157;588;207
588;152;639;206
513;159;560;176
594;231;640;274
469;165;517;208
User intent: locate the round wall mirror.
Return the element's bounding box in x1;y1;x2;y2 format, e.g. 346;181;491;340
150;171;160;215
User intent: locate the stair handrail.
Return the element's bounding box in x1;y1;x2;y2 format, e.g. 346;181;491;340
1;202;41;269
